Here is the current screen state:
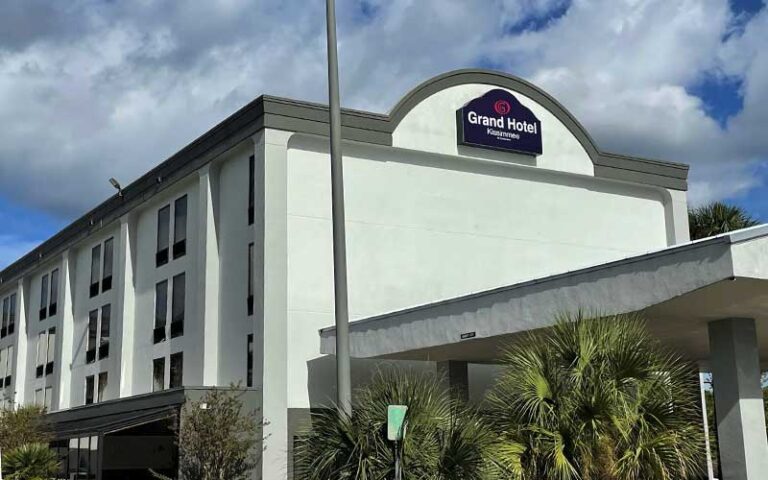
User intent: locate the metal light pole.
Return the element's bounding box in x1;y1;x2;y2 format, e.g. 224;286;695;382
325;0;352;416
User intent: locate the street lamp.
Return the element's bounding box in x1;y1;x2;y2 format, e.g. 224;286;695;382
325;0;352;416
109;177;123;197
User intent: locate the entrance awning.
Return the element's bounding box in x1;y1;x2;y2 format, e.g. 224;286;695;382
319;225;768;367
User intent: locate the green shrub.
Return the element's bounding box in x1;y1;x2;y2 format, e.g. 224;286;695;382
2;443;59;480
295;369;499;480
487;312;706;480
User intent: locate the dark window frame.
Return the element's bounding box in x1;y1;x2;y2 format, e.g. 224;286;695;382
156;204;171;267
154;280;168;344
35;331;46;378
39;274;49;320
102;237;114;292
86;310;98;364
247;334;254;388
89;245;101;298
7;293;15;335
98;305;111;360
85;375;95;405
152;357;165;392
170;273;185;338
1;297;7;338
49;269;59;317
248;155;255;225
169;352;183;389
45;327;55;375
97;371;108;403
172;195;187;260
248;243;254;316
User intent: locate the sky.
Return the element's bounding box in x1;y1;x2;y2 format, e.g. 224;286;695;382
0;0;767;269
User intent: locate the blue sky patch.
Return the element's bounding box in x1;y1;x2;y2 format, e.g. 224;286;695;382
688;73;744;128
504;0;571;35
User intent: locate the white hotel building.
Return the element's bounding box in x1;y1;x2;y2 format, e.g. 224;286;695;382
0;69;766;480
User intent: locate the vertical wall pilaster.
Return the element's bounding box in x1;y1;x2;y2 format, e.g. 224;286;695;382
12;278;29;406
57;250;76;409
664;189;690;245
198;164;221;386
116;215;137;398
254;129;292;480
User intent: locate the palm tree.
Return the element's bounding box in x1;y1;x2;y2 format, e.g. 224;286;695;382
2;443;60;480
294;369;500;480
487;312;706;480
688;201;759;240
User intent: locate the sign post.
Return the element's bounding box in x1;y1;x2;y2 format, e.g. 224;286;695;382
388;405;408;480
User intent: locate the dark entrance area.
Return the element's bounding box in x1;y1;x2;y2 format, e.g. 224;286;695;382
45;389;196;480
101;417;177;480
49;418;176;480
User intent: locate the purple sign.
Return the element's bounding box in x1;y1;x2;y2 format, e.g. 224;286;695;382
456;89;542;156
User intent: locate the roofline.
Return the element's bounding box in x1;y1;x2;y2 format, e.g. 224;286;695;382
319;224;768;336
0;69;690;289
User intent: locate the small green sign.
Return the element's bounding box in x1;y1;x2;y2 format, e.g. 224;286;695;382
387;405;408;441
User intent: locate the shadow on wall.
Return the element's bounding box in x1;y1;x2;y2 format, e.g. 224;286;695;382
305;355;437;408
305;355;507;408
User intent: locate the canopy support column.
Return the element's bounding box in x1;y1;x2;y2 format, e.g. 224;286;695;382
709;318;768;480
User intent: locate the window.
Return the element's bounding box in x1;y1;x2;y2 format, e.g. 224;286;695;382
152;358;165;392
85;372;107;405
86;310;98;363
44;386;53;412
170;352;183;389
171;273;185;338
173;195;187;259
90;245;101;297
248;243;254;316
49;269;59;316
35;329;55;377
99;305;111;360
57;437;98;480
102;238;114;292
85;306;110;363
89;239;114;297
35;388;44;406
154;281;168;343
97;372;108;403
248;155;255;225
1;297;7;338
45;327;56;375
7;294;15;335
3;346;12;387
247;334;254;387
156;205;171;267
36;331;46;378
40;273;49;320
85;375;95;405
0;348;6;388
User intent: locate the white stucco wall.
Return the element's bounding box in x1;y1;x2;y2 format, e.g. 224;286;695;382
285;111;672;409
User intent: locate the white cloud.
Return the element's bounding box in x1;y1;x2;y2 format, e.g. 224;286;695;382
0;0;766;219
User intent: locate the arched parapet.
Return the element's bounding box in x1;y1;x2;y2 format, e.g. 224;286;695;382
387;69;688;189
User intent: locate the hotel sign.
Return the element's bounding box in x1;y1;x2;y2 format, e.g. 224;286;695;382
456;89;543;156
